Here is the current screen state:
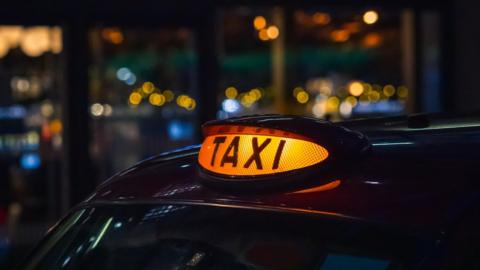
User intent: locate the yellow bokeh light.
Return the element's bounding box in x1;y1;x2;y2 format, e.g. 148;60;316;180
296;91;309;104
186;98;196;111
149;93;165;106
225;86;238;99
363;83;373;94
293;87;304;98
163;90;174;102
368;91;380;102
363;10;379;25
253;16;267;30
129;92;142;105
20;27;50;57
0;26;23;47
397;86;409;98
50;27;63;54
176;95;196;110
176;94;188;106
142;82;155;94
249;88;262;101
327;96;340;110
348;81;364;96
241;93;256;107
266;26;280;40
383;84;395;97
259;29;269;41
345;96;358;107
0;38;9;58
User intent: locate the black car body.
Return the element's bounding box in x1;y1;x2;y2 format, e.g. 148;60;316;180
17;114;480;270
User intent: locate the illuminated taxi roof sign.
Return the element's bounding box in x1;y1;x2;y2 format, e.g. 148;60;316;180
199;126;329;176
198;115;370;184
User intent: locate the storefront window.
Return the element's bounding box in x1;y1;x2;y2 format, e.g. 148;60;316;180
0;25;64;267
89;27;199;182
217;7;440;121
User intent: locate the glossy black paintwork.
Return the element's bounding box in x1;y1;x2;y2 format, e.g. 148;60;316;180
86;115;480;233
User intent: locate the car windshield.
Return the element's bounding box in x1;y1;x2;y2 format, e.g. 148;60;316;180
19;204;429;270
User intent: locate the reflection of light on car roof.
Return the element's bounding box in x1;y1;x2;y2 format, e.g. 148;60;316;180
372;141;414;146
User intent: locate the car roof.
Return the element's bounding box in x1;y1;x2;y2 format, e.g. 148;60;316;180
84;114;480;233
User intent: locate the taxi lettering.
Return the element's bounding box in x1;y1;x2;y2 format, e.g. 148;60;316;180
210;136;286;170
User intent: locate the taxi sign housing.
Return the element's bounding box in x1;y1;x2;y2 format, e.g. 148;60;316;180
198;115;370;188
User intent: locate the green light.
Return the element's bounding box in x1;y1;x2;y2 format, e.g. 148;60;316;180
90;217;113;250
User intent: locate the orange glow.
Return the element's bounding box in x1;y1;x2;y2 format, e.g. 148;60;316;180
101;28;124;44
363;32;382;48
253;16;267;30
49;119;63;134
198;130;329;176
313;12;331;25
330;29;349;42
290;180;341;194
258;29;269;41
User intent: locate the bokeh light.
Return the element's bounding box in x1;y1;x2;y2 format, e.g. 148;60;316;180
363;32;382;48
163;90;175;102
253;16;267;30
348;81;364;96
383;85;395;97
330;29;349;42
142;82;155;94
90;103;104;116
129;92;142;106
296;91;309;104
149;93;165;106
397;86;409;98
258;29;269;41
225;86;238;99
363;10;379;25
20;27;50;57
266;26;280;40
313;12;331;25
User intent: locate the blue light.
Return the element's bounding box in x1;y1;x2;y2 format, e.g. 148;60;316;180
116;67;131;81
125;73;136;85
321;254;390;270
0;105;27;119
353;100;404;114
222;99;240;113
167;120;194;141
20;153;41;170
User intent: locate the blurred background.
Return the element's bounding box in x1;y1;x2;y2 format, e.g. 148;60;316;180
0;0;478;267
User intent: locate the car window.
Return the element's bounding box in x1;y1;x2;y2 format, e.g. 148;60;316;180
20;204;427;270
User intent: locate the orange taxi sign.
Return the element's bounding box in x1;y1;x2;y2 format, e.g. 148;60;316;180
198;125;329;177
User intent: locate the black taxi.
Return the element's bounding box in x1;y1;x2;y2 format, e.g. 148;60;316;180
17;114;480;270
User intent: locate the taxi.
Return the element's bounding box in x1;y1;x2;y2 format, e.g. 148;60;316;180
17;114;480;270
